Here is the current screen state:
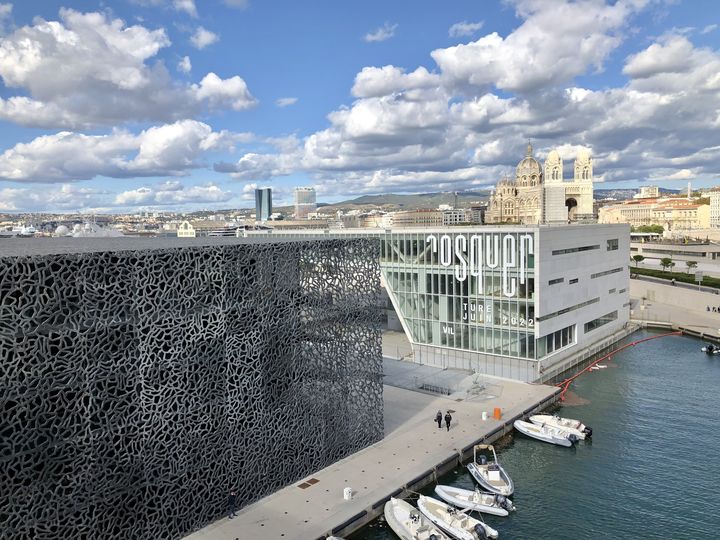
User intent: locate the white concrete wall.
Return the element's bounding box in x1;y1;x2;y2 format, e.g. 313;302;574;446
536;223;630;373
630;279;720;313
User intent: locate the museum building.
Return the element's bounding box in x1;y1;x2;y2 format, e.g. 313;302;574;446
244;224;630;382
0;236;382;540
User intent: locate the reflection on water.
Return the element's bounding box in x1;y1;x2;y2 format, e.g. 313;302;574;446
350;331;720;539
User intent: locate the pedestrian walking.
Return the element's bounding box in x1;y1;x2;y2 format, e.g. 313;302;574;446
435;410;443;429
444;411;452;432
228;490;237;519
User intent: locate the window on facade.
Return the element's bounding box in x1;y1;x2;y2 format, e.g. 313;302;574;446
539;324;576;355
569;278;578;284
609;288;616;294
552;245;600;256
607;238;619;251
584;311;618;333
548;277;564;285
619;288;627;294
536;297;599;322
591;267;624;279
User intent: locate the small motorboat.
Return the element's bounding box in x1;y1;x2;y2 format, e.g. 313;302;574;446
513;419;577;447
417;495;498;540
384;497;452;540
466;444;514;496
529;414;592;439
701;344;720;355
434;485;514;516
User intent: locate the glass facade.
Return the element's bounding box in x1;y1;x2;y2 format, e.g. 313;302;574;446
380;231;537;360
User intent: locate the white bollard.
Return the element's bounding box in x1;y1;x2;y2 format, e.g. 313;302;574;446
343;487;353;501
481;411;488;421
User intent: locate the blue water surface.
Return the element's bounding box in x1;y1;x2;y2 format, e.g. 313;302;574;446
350;330;720;539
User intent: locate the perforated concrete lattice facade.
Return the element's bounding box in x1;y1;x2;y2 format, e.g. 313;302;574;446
0;237;383;540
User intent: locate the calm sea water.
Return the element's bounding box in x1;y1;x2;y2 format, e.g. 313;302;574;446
350;330;720;539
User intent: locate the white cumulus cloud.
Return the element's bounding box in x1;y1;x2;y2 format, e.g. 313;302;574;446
364;22;398;43
192;72;258;110
178;55;192;74
448;20;484;37
276;97;298;107
190;26;219;49
115;181;232;205
173;0;197;17
0;119;236;182
0;9;255;128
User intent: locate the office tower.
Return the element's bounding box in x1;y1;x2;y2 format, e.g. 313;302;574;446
294;187;317;219
255;187;272;221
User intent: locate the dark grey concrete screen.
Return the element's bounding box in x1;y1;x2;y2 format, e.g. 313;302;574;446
0;238;383;539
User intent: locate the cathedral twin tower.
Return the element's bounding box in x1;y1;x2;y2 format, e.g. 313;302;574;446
486;143;594;224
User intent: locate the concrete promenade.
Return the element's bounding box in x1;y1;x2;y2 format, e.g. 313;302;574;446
184;374;558;540
630;277;720;336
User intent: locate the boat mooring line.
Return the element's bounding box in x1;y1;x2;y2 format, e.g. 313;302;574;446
556;330;682;401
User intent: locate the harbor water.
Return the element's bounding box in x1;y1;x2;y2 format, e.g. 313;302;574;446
350;330;720;539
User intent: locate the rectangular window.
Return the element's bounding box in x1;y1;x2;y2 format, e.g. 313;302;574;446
619;288;627;294
609;288;616;294
552;245;600;256
569;278;578;284
591;267;624;279
538;324;575;357
584;311;618;333
536;297;600;322
607;238;619;251
548;277;564;285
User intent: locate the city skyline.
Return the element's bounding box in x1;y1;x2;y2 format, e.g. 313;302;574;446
0;0;718;213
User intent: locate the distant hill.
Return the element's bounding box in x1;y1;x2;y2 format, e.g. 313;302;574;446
324;190;491;211
595;187;681;200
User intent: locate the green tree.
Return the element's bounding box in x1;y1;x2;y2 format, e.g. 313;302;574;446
633;224;664;234
632;254;645;267
659;257;674;272
686;260;698;274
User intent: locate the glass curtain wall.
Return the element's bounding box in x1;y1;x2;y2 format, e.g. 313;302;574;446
381;231;536;360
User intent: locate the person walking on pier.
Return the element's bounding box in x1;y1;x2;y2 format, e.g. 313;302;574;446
435;410;443;429
444;411;452;431
228;490;237;519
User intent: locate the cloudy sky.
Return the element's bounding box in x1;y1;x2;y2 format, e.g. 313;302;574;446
0;0;718;213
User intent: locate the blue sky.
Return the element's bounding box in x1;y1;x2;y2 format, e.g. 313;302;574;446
0;0;718;213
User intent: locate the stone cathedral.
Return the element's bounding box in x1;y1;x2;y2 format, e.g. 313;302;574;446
485;143;594;224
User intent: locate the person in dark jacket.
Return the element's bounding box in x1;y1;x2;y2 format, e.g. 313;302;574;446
444;411;452;431
435;410;443;429
228;490;237;518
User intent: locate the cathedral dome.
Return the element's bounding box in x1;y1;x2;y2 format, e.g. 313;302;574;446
516;141;541;178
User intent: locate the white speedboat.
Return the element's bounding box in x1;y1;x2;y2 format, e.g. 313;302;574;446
701;345;720;355
513;419;577;447
529;414;592;439
384;497;451;540
417;495;498;540
466;444;514;496
434;485;514;516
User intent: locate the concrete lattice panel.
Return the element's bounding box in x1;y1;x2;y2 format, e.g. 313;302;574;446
0;238;383;539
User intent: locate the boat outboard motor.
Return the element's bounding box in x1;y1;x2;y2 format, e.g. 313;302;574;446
496;494;512;511
473;524;488;540
479;455;487;465
568;434;579;444
429;536;438;540
583;426;593;438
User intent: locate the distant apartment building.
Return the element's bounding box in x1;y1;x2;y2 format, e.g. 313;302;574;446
255;187;272;222
442;209;484;226
599;197;710;230
633;185;660;199
294;187;317;219
392;209;443;227
176;220;196;238
710;192;720;228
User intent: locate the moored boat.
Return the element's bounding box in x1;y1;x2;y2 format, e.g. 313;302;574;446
529;414;592;439
417;495;498;540
701;344;720;355
434;485;514;516
513;419;577;447
466;444;514;496
384;497;451;540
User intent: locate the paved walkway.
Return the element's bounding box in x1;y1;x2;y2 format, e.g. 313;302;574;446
184;377;556;540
